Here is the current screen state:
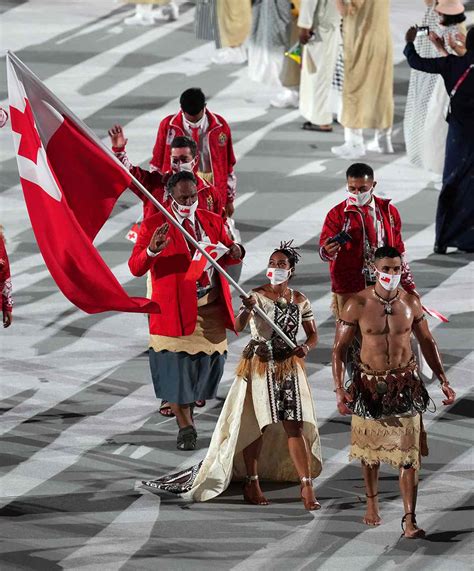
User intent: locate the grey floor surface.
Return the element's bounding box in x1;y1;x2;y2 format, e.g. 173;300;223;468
0;1;473;570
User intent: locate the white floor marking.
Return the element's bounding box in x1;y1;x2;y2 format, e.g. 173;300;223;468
59;494;161;570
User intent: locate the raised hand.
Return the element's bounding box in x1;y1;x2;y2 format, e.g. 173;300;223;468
149;222;170;254
108;124;128;148
324;237;341;257
405;26;418;43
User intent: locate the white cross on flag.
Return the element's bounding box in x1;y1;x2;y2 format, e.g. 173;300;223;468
6;51;160;315
184;242;229;282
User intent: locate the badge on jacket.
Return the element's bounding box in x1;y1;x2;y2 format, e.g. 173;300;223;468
218;132;227;146
166;128;176;145
206;195;214;211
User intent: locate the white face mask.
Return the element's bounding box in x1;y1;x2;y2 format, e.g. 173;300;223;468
376;270;401;291
171;158;196;173
266;267;291;285
346;187;373;207
172;198;198;219
185;114;204;129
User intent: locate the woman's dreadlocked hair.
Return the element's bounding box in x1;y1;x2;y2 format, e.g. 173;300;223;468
272;240;301;269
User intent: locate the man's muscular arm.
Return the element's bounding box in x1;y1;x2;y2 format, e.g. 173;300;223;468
332;297;360;415
411;297;456;405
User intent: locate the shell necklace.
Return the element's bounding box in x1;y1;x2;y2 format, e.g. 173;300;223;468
373;288;399;315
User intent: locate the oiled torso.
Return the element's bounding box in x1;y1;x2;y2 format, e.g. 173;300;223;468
357;291;416;371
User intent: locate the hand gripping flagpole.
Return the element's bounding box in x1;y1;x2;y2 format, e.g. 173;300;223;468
8;51;297;350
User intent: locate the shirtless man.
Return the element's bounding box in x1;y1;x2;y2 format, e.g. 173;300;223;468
332;246;455;538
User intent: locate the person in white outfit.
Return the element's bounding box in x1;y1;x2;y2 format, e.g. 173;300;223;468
298;0;341;132
140;243;323;511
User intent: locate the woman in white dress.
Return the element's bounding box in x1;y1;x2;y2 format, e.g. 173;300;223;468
141;242;323;510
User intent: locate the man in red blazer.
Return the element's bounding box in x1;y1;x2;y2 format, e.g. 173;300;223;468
108;125;222;217
129;171;243;451
319;163;417;317
150;88;237;217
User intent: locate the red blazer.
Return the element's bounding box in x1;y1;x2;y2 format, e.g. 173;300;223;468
319;196;415;294
150;110;236;205
128;208;242;337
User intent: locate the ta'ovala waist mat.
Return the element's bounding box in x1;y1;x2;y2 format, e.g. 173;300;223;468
347;357;431;419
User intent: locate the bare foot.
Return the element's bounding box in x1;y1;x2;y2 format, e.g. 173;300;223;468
243;480;269;505
402;514;425;539
363;510;382;526
363;497;382;526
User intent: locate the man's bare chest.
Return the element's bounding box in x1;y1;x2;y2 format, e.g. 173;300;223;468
359;300;413;337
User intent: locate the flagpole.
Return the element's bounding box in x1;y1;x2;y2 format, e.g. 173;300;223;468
7;51;296;350
127;175;297;350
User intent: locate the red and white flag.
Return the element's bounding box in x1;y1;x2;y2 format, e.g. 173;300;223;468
422;305;449;323
184;242;229;282
7;52;159;314
126;223;141;244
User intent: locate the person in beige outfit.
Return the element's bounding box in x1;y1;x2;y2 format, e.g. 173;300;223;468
331;0;394;159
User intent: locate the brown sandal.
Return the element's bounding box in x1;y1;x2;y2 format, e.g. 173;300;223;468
300;477;321;511
401;512;426;539
159;400;175;417
243;475;269;506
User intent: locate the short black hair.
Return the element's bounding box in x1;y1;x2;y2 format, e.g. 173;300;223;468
439;12;466;27
180;88;206;115
466;26;474;51
346;163;374;180
166;171;197;194
170;135;197;157
374;246;402;261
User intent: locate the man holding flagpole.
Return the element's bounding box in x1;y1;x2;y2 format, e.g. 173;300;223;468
129;171;244;451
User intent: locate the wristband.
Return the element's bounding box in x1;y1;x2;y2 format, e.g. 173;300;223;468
333;387;344;393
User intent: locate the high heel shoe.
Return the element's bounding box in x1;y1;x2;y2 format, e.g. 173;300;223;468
300;477;321;511
243;475;269;505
